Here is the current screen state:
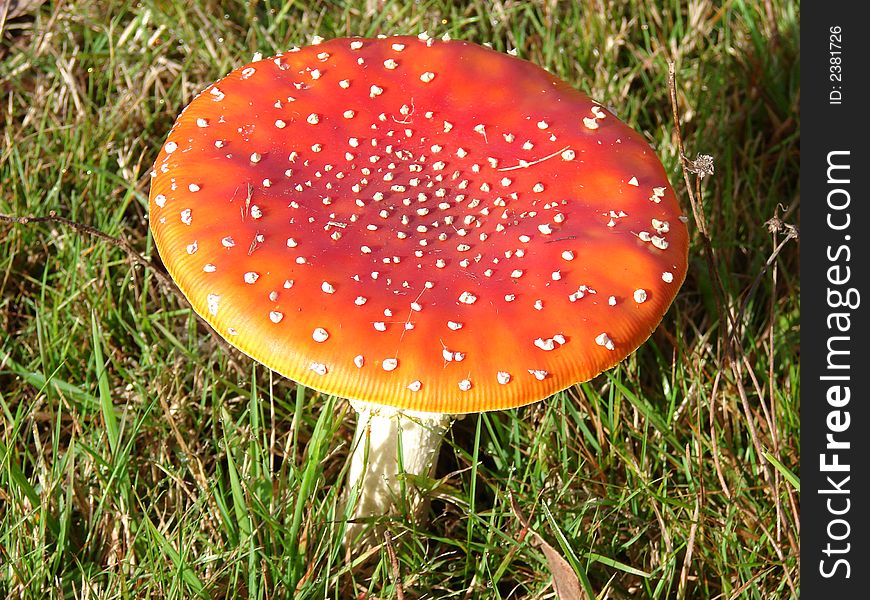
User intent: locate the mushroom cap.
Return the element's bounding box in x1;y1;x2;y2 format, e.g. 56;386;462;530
148;36;689;414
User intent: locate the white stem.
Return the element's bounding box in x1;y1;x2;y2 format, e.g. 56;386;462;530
345;400;452;541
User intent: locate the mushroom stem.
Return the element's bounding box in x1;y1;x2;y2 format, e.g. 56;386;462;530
345;400;452;542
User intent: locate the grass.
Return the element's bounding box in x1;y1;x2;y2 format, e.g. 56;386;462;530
1;1;799;598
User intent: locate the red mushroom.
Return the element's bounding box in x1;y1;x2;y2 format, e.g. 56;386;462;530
148;34;688;539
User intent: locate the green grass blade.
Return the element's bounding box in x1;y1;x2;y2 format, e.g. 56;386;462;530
141;513;207;596
763;452;800;493
91;311;119;456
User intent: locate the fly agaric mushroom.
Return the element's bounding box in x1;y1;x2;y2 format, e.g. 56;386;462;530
148;35;688;540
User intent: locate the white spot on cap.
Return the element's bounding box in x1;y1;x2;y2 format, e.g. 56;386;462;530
275;119;286;129
180;208;192;225
447;321;463;330
407;380;422;392
583;117;599;130
186;241;198;254
164;141;178;154
221;236;235;248
321;281;336;294
306;113;320;125
497;371;511;385
354;355;364;368
651;236;669;250
203;264;216;273
382;358;398;371
154;194;166;208
350;40;364;50
312;327;329;342
383;59;398;69
207;294;220;315
595;332;615;350
374;322;387;331
370;85;384;98
309;362;327;375
188;183;200;193
528;369;548;381
534;338;556;351
420;71;435;83
244;272;259;284
196;118;209;128
662;271;675;283
568;285;589;302
561;149;576;160
458;291;477;305
561;250;575;261
270;311;284;323
633;289;648;303
354;296;367;306
652;218;670;234
628;176;639;187
458;379;472;392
